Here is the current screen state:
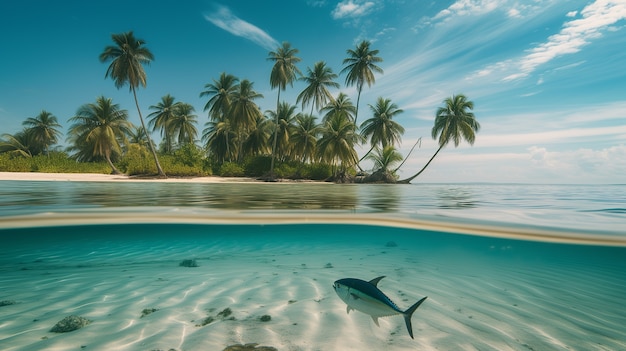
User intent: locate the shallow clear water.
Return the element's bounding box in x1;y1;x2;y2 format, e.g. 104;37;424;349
0;181;625;350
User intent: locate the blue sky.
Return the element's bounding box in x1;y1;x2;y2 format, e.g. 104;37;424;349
1;0;625;183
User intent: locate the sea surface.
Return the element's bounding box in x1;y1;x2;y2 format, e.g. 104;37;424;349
0;180;625;350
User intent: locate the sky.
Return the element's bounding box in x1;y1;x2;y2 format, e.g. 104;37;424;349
0;0;625;184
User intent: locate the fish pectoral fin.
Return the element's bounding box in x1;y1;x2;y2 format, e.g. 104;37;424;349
350;293;360;300
346;305;354;314
371;316;380;327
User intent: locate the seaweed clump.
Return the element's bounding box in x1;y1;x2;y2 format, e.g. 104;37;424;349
141;308;159;318
223;344;277;351
50;315;91;333
179;259;199;267
259;315;271;322
196;307;234;327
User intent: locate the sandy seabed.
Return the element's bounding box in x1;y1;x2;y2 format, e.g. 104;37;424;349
0;232;625;351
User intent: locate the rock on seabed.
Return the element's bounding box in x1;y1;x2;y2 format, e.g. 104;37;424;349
50;315;91;333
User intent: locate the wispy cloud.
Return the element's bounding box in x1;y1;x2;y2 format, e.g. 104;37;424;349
331;0;376;20
502;0;626;81
204;5;279;51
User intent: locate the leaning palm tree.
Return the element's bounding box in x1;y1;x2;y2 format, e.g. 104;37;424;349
399;94;480;183
148;94;178;154
22;110;62;156
200;72;239;121
67;96;133;174
0;131;32;157
268;42;301;177
341;40;383;125
297;61;340;116
99;31;165;177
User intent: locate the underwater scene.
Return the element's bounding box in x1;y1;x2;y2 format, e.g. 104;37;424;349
0;181;625;351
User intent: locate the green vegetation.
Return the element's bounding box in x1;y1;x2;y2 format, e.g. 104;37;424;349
0;33;480;183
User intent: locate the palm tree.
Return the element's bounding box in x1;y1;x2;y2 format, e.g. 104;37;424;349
169;103;198;146
126;125;150;149
317;113;363;181
67;96;132;174
148;94;178;154
0;131;32;157
202;119;236;165
341;40;383;125
99;31;165;177
368;146;403;172
268;42;301;177
359;97;405;167
291;114;321;163
229;79;263;161
200;72;239;121
297;61;340;116
266;102;298;162
22;110;62;156
399;94;480;183
243;114;271;157
321;92;356;124
361;97;405;149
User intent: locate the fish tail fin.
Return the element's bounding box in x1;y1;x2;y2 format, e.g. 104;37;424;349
403;296;427;339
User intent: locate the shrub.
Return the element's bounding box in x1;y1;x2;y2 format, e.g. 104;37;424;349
119;145;155;175
218;162;244;177
0;154;31;172
243;155;272;177
304;163;333;180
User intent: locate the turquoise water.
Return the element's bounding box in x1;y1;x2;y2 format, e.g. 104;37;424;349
0;181;625;350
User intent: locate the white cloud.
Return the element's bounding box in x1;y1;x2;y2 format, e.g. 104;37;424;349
503;0;626;81
434;0;506;21
204;5;279;51
331;0;376;19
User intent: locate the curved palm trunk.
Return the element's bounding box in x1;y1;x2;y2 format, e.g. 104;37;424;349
393;137;422;173
104;152;121;175
269;90;281;179
397;144;443;184
132;87;166;177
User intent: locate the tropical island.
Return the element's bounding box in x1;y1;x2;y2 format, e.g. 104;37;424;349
0;31;480;184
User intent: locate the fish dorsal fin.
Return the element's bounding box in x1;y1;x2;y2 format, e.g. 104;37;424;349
369;276;386;287
371;315;380;327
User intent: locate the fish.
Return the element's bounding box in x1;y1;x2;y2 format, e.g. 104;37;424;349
333;276;427;339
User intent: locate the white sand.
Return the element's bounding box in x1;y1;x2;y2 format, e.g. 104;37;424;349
0;233;624;351
0;171;258;183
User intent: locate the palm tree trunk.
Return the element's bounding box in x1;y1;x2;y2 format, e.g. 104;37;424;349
132;86;166;177
105;153;121;175
354;86;362;125
397;144;443;184
269;90;281;179
393;137;421;173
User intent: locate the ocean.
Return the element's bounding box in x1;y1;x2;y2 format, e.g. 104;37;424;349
0;180;624;350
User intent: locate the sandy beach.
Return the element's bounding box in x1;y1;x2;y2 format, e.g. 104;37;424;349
0;172;261;183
